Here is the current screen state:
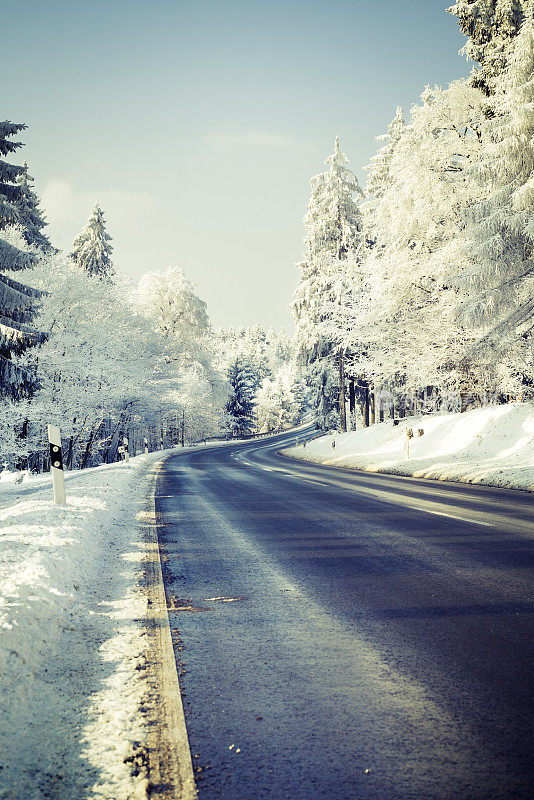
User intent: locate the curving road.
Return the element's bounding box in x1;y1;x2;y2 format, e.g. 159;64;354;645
155;427;534;800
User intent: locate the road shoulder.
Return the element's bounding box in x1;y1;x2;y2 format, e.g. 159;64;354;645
142;459;197;800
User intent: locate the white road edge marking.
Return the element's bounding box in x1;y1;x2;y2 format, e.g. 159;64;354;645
247;458;500;530
426;510;494;527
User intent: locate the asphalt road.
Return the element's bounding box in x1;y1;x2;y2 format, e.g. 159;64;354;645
155;428;534;800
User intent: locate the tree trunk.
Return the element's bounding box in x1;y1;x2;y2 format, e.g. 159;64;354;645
338;349;346;432
370;391;375;425
363;383;370;427
102;416;124;463
349;379;355;415
80;428;96;469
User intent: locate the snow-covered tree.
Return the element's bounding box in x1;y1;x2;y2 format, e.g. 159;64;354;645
364;107;406;229
137;267;210;352
215;324;279;390
293;136;364;428
448;0;530;95
452;16;534;387
354;81;488;395
14;162;51;251
226;357;256;436
134;267;226;440
10;249;165;467
135;266;214;377
255;364;307;433
215;325;302;433
71;204;114;279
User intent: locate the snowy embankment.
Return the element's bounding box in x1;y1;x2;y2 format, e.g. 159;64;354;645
284;403;534;491
0;447;192;800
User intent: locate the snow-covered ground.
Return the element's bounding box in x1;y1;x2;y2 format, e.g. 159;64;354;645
0;445;207;800
284;403;534;491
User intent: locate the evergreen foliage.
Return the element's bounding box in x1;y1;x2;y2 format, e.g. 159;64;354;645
447;0;530;95
226;357;256;436
0;122;41;398
255;364;307;433
0;233;41;398
0;120;25;228
71;204;114;279
454;16;534;388
293;137;363;427
364;107;406;244
15;162;51;250
290;7;534;413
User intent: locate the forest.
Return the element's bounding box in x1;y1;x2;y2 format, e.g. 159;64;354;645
1;0;532;468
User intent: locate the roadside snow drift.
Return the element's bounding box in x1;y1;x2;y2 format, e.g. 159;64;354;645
284;403;534;491
0;452;168;800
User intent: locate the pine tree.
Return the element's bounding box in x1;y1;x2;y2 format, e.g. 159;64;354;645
0;121;26;229
454;16;534;386
0;122;41;398
365;108;406;206
293;137;363;428
226;357;256;436
357;81;487;394
71;204;114;279
15;162;51;251
447;0;530;96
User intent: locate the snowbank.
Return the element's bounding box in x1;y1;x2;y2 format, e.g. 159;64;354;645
0;447;186;800
283;403;534;491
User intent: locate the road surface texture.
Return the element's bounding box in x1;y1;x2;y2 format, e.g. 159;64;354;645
155;428;534;800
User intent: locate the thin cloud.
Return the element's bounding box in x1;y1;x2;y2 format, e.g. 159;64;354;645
41;178;156;250
42;180;154;227
204;130;316;150
40;179;156;251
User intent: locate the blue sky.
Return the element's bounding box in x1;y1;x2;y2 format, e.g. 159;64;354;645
3;0;470;330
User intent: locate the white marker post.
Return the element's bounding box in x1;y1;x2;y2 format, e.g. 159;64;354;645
144;437;149;454
405;427;414;459
123;436;130;463
48;424;66;506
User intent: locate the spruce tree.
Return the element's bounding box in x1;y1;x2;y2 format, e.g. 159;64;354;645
0;121;25;228
293;137;363;428
226;357;256;436
448;0;529;96
0;121;41;398
71;204;114;279
454;16;534;384
364;107;406;242
15;162;51;251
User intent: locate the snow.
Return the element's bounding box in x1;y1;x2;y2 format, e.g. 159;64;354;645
0;446;192;800
284;403;534;491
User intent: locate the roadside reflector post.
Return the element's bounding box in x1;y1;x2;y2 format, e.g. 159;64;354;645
123;436;130;463
405;427;414;459
48;424;66;506
144;437;149;454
